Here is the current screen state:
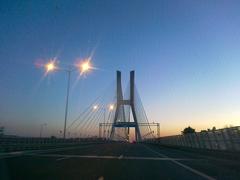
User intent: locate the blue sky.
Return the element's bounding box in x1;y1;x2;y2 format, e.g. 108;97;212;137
1;0;240;137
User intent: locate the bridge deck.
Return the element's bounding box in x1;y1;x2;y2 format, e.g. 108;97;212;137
0;142;240;179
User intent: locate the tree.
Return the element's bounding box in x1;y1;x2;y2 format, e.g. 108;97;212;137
182;126;195;135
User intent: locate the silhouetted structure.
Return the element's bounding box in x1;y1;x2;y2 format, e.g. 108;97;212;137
182;126;195;135
110;71;142;141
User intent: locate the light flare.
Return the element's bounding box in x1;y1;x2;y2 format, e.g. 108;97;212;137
109;104;114;111
93;105;98;110
44;58;58;74
75;57;94;75
46;62;55;72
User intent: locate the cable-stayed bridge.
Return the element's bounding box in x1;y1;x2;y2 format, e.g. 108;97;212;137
67;70;159;141
1;71;240;180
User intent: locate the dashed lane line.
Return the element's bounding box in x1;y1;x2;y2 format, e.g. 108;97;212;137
56;157;71;161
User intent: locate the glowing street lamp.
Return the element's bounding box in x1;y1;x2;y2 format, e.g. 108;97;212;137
76;59;93;75
81;61;90;72
109;104;114;111
93;104;115;138
44;60;57;73
93;105;105;123
39;57;94;139
93;105;98;110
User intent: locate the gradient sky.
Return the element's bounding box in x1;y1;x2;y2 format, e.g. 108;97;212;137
1;0;240;137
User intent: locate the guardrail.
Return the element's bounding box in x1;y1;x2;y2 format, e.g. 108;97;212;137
0;137;107;152
146;126;240;151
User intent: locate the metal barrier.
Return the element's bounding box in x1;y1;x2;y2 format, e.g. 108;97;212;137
147;126;240;151
0;137;107;152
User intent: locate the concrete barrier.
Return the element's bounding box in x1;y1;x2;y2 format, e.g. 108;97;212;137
145;126;240;152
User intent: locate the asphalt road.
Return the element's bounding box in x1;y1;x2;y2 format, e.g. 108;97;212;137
0;142;240;180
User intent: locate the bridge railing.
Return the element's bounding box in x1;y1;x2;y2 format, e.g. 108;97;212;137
146;126;240;151
0;137;108;152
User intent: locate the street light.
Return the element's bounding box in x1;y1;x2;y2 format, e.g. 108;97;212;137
93;105;98;110
41;58;93;139
109;104;114;111
76;59;93;75
93;104;115;138
44;59;58;74
92;105;106;125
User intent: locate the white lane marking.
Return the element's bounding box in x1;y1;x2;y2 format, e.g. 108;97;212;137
142;144;215;180
0;151;26;159
56;157;70;161
9;151;24;155
28;154;203;161
118;155;123;159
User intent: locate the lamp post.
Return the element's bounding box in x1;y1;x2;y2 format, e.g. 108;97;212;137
63;69;72;139
93;104;114;138
42;58;93;139
107;104;114;138
93;105;106;137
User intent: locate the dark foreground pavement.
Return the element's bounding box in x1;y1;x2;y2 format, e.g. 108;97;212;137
0;142;240;180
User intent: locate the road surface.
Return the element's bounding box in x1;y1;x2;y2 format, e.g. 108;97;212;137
0;142;240;180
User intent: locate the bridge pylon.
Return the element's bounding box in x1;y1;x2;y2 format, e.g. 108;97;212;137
110;71;142;141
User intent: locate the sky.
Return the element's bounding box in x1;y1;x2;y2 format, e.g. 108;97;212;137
1;0;240;137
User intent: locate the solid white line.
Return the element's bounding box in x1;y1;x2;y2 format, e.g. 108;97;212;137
142;144;216;180
28;154;203;161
